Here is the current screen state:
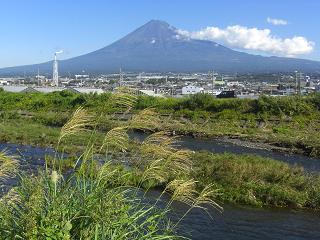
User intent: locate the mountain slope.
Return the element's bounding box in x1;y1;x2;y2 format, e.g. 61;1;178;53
1;20;320;75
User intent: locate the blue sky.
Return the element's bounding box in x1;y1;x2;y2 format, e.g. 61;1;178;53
0;0;319;67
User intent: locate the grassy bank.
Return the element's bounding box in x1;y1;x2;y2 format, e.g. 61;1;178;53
0;90;320;156
0;118;106;154
1;110;320;157
113;144;320;210
191;152;320;209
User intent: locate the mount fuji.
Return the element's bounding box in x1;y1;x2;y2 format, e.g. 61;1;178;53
1;20;320;75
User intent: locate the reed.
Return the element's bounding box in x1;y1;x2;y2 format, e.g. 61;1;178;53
0;150;18;182
0;94;220;239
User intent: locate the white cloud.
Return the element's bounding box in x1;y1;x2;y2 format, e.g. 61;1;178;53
176;25;314;57
267;17;288;26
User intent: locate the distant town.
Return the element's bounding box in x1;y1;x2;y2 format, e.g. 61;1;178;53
1;69;320;98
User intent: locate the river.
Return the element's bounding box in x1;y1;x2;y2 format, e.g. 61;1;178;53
0;141;319;239
130;132;320;172
145;190;320;240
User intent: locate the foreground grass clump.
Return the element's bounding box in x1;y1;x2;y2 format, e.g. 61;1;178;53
0;89;221;239
0;169;176;239
192;152;320;209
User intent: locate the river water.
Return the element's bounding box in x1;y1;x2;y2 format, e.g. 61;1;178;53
0;141;319;239
145;190;320;240
130;132;320;172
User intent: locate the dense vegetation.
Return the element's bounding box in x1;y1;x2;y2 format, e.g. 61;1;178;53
0;88;319;115
0;98;219;239
0;89;319;156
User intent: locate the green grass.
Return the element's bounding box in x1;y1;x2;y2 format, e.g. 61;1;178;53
0;119;59;147
191;152;320;209
0;114;320;210
0;170;179;239
0;118;107;154
2;109;320;157
106;150;320;210
1;90;320;156
0;104;219;239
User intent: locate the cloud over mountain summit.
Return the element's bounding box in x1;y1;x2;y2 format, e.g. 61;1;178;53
177;25;314;57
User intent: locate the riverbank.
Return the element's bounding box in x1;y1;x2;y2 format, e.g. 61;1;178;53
0;118;105;154
1;111;319;159
191;152;320;209
0;117;318;167
150;116;320;158
119;148;320;210
0;91;320;157
3;137;320;211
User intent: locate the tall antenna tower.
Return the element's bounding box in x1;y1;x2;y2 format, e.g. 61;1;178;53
52;50;63;87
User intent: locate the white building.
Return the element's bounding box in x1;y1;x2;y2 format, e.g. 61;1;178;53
138;89;164;97
181;85;204;95
0;79;11;86
70;88;105;94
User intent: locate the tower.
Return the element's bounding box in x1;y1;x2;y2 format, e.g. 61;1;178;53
52;51;63;87
53;53;59;87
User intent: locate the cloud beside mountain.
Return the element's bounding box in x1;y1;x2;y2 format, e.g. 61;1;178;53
177;25;314;57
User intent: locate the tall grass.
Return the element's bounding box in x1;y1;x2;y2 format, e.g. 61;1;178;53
0;88;220;239
0;150;18;182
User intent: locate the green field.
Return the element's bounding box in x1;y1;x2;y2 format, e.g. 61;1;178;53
1;89;320;237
